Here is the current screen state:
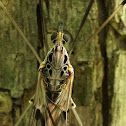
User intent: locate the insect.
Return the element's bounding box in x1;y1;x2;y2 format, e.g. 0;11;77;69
0;0;126;126
28;22;74;126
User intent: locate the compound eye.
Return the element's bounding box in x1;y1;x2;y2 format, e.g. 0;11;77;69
51;33;57;42
63;34;68;44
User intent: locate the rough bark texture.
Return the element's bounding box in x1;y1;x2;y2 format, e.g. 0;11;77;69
108;51;126;126
0;0;126;126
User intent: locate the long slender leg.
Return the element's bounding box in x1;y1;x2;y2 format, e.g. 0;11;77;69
14;103;32;126
71;0;126;63
38;0;48;55
0;1;81;126
1;1;126;126
0;1;42;64
68;0;94;56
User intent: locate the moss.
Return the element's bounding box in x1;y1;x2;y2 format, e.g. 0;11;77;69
0;92;12;114
73;62;94;105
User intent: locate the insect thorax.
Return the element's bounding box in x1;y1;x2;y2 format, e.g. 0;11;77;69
42;44;70;101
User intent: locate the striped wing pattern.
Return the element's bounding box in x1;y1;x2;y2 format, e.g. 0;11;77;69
28;22;74;126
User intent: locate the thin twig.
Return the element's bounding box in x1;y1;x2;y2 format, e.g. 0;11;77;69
71;0;126;63
68;0;94;56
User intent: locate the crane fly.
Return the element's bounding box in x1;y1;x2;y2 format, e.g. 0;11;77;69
28;22;74;126
0;0;126;126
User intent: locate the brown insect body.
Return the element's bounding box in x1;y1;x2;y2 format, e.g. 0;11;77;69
29;22;74;126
